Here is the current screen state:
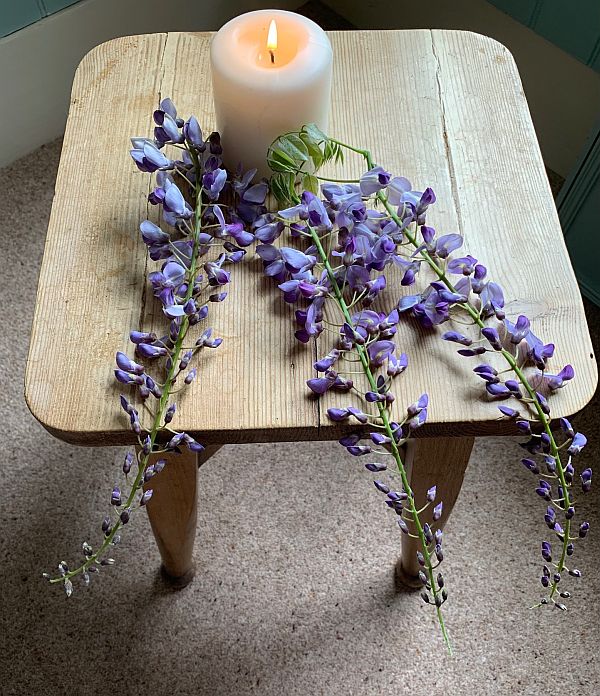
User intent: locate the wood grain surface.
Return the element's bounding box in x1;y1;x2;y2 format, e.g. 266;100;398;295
25;30;597;446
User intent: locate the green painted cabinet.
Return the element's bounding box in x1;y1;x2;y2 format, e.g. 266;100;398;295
558;124;600;305
0;0;82;38
0;1;43;37
534;0;600;66
41;1;81;13
488;0;600;72
487;0;539;25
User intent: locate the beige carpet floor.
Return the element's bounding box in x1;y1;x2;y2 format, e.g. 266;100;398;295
0;138;598;695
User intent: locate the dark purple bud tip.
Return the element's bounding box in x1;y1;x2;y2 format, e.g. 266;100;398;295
141;489;153;506
369;432;390;446
329;408;350;423
481;326;502;350
486;382;511;397
186;438;205;453
397;518;409;534
365;462;387;472
554;602;567;611
116;351;145;375
347;445;372;456
167;432;185;450
559;417;575;438
522;458;540;474
457;347;488;357
437;572;444;588
541;576;550;588
417;551;425;567
120;508;131;524
122;452;133;475
579;521;590;538
535;487;551;501
535;391;551;416
130;330;157;345
144;464;156;482
569;569;582;578
184;368;197;385
423;523;433;544
120;395;133;414
516;420;531;434
498;405;519;418
418;570;428;586
560;591;571;599
164;403;176;424
111;486;121;506
581;467;592;493
420;591;431;604
541;541;552;562
566;543;575;556
441;331;472;346
374;480;390;494
553;521;564;536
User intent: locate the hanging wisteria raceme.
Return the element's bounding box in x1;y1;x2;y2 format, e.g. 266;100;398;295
260;130;452;650
44;99;267;594
265;125;591;643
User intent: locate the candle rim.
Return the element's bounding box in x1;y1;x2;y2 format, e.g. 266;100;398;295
210;9;332;86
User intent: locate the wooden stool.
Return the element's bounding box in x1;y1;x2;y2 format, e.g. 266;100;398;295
26;30;597;586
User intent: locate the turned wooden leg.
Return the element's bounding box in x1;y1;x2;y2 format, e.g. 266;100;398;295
397;436;474;586
142;444;221;587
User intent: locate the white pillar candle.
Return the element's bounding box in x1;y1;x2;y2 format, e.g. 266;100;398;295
210;9;333;178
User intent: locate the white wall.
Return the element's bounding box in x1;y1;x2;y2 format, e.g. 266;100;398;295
324;0;600;177
0;0;300;167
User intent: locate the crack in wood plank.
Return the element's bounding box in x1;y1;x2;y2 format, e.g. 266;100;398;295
431;30;465;244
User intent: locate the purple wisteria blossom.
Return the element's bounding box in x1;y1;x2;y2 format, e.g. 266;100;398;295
264;125;592;637
260;143;452;640
46;98;263;595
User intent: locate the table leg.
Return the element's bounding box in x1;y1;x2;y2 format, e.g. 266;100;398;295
142;444;222;587
397;437;474;586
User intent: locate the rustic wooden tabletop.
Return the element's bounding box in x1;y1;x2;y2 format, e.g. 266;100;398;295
25;30;597;446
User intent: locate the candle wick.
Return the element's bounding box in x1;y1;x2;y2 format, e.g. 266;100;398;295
269;49;275;64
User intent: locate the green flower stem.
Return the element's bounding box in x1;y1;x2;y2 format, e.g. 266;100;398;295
331;138;571;603
307;224;452;654
51;167;205;585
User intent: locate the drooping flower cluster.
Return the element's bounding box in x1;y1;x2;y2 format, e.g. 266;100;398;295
45;99;265;594
264;125;592;646
356;168;590;611
261;131;453;647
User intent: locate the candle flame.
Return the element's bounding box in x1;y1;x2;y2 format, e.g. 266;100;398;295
267;20;278;50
